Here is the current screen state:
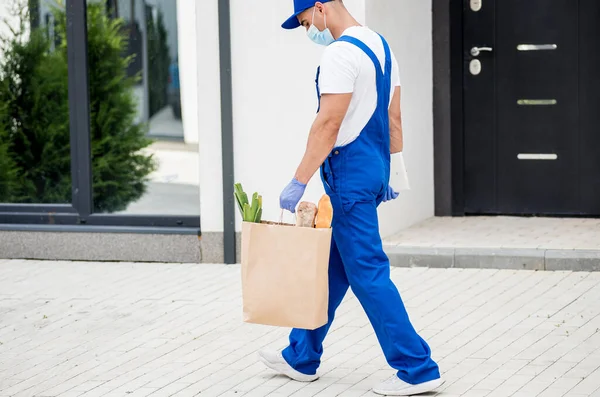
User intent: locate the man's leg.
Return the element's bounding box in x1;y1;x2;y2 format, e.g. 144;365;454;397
281;237;350;375
333;198;441;385
259;237;350;378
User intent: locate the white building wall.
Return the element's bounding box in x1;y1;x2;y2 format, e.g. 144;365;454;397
197;0;433;239
196;0;223;233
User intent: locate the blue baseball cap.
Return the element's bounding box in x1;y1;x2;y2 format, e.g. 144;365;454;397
282;0;333;30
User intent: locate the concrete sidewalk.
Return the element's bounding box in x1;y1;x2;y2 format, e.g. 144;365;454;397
383;217;600;271
1;260;600;396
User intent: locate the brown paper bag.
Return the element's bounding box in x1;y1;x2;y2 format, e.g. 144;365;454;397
241;221;332;330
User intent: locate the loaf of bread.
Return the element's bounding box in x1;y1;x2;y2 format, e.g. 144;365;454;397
296;201;318;228
315;194;333;228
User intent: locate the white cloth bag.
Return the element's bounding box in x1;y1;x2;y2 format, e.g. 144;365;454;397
390;152;411;191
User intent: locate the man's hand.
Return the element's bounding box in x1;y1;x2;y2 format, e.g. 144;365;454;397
382;185;399;202
294;93;352;184
279;178;307;213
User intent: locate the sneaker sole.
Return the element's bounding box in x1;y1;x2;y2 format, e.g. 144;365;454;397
373;377;445;396
258;353;319;383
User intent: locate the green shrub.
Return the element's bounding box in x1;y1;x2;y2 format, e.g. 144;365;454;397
0;1;157;212
0;18;71;203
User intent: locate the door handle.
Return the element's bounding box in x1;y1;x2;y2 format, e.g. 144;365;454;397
470;46;493;57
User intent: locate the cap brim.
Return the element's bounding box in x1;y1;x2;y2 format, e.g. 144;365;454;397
281;10;304;29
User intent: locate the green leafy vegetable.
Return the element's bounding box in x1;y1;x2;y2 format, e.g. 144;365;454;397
234;183;262;223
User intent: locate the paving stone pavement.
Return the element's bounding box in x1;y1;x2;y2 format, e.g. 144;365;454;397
1;259;600;397
383;217;600;271
383;217;600;250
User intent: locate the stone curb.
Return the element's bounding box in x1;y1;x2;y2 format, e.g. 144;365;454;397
384;245;600;271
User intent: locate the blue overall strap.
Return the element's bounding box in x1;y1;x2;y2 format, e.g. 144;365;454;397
336;36;384;77
317;35;391;113
336;34;392;155
378;34;392;77
315;66;321;113
378;33;392;100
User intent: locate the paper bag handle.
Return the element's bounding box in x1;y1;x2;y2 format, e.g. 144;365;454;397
279;209;297;225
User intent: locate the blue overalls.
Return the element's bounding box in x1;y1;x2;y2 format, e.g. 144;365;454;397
282;34;441;385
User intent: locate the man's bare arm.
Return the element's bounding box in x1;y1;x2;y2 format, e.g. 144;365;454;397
294;93;353;184
389;86;403;154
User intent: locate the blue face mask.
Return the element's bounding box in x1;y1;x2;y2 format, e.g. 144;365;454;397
307;7;334;46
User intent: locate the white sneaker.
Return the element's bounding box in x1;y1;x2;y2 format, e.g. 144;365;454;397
257;350;319;382
372;375;445;396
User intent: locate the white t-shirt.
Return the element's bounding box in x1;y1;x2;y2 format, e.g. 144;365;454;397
318;26;401;148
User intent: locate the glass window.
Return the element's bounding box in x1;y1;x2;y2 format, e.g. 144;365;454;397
87;0;199;216
0;0;71;204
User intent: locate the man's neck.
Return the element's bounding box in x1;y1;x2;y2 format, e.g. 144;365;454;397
330;15;362;40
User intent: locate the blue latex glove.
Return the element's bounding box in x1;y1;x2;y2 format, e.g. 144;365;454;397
382;185;399;202
280;178;307;213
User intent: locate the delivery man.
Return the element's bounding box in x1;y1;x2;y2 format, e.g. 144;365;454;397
258;1;444;395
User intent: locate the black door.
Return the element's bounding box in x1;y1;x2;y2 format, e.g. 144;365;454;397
462;0;600;215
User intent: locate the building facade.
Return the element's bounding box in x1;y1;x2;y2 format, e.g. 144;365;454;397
1;0;598;264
